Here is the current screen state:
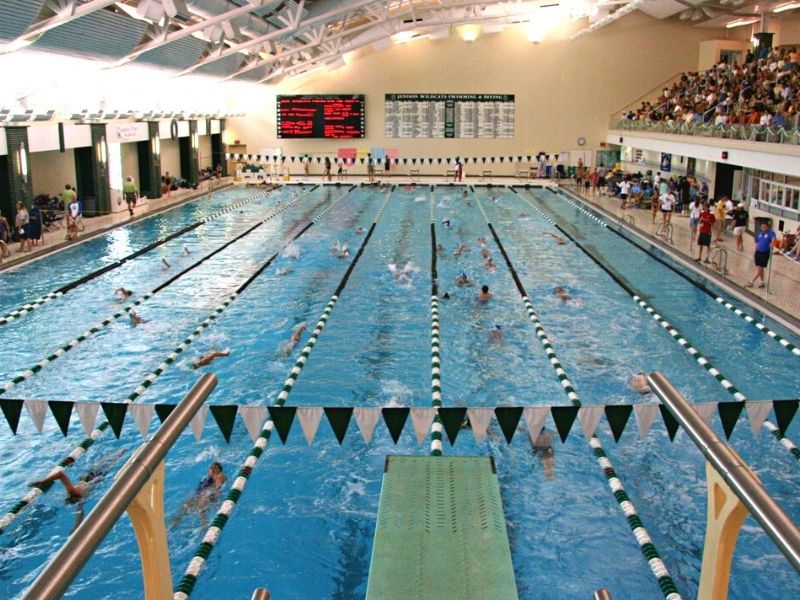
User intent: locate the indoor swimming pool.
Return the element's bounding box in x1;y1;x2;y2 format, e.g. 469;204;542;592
0;183;798;600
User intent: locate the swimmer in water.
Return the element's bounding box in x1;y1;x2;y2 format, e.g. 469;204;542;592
484;257;496;270
455;272;472;286
115;287;133;300
454;243;469;257
554;286;571;304
477;285;492;303
480;247;491;258
436;243;444;254
191;349;230;369
489;323;503;343
531;428;555;480
442;292;451;299
629;372;651;394
356;227;365;234
183;247;191;256
171;461;227;528
162;258;171;269
477;237;487;245
276;267;294;276
129;310;146;325
442;219;451;228
463;190;468;198
280;324;307;357
543;232;566;245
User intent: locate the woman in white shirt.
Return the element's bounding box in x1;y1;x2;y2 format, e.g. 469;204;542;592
659;191;676;225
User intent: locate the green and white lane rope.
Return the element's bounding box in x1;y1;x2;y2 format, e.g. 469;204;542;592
0;190;271;327
714;297;800;357
0;189;345;536
429;197;444;456
548;187;608;228
475;194;682;600
0;190;313;398
174;192;391;600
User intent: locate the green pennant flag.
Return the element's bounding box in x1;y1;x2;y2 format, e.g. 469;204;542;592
717;402;744;440
101;402;128;439
604;405;633;442
439;407;467;445
550;406;579;443
0;399;23;434
210;405;238;443
324;407;353;444
658;405;680;441
267;406;297;444
494;407;523;444
48;401;74;437
772;400;799;435
382;408;410;443
155;404;177;424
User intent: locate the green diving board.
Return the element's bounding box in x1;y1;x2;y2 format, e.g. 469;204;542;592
366;456;519;600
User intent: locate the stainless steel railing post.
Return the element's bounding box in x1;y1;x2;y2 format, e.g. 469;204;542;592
22;373;218;600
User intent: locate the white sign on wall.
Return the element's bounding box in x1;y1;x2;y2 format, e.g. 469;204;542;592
28;125;61;152
107;122;149;143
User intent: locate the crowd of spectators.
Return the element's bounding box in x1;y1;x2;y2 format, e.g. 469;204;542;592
621;46;800;129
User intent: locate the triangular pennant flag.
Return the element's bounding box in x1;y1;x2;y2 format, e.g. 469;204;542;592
359;158;365;164
604;405;632;442
210;405;238;443
324;407;354;444
382;408;410;443
634;404;659;438
495;407;523;443
578;406;603;440
551;406;579;443
523;407;549;442
0;399;23;434
658;405;680;441
267;406;296;444
527;155;532;161
427;158;433;164
190;405;208;442
773;400;799;435
467;408;494;444
693;402;717;426
402;158;408;165
517;156;523;162
717;402;744;440
411;158;417;165
499;156;505;163
101;402;128;439
491;157;496;163
238;406;267;442
25;400;48;433
438;407;467;445
437;158;442;164
75;402;100;436
129;404;154;438
297;407;323;445
410;408;437;444
354;407;381;443
155;404;176;424
747;401;772;438
48;401;74;437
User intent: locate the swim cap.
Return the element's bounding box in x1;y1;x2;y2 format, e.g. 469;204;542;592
461;272;467;278
494;324;502;330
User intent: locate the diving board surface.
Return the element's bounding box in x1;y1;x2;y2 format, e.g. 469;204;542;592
366;456;519;600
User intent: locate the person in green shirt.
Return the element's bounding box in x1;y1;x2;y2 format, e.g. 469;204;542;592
122;176;138;217
61;184;76;213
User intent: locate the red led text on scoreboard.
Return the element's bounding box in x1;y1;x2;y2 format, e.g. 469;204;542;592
276;95;365;138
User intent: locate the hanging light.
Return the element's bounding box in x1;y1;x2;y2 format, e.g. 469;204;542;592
97;137;107;164
152;134;160;156
18;143;28;181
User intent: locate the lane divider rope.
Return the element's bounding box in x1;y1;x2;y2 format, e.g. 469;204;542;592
551;187;800;359
524;193;800;463
475;194;682;600
429;196;443;456
0;188;281;326
173;190;391;600
0;188;346;536
0;189;317;398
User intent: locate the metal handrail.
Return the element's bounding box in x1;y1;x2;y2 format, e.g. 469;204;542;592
22;373;218;600
251;588;272;600
647;371;800;573
594;589;613;600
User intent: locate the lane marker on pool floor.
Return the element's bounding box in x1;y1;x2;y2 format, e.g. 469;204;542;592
551;187;800;359
0;188;321;398
173;190;392;600
524;193;800;463
429;195;444;456
0;188;350;536
0;188;282;327
475;194;683;600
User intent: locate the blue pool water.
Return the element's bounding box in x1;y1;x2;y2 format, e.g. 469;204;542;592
0;184;798;599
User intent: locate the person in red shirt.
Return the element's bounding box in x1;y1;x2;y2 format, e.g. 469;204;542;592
695;202;715;262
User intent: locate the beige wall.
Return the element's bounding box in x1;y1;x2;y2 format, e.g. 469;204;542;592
198;135;213;170
161;138;181;178
30;149;76;198
121;141;139;184
226;12;727;176
698;39;751;71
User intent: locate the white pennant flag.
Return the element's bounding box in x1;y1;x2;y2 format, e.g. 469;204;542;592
238;406;267;443
190;406;208;442
693;403;717;427
354;408;381;444
297;407;323;445
578;406;604;440
634;404;659;439
410;409;437;444
747;401;773;438
75;402;99;437
25;400;48;433
467;408;494;444
129;404;154;439
523;407;549;442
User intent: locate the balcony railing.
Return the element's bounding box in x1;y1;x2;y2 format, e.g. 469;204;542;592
610;118;800;146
